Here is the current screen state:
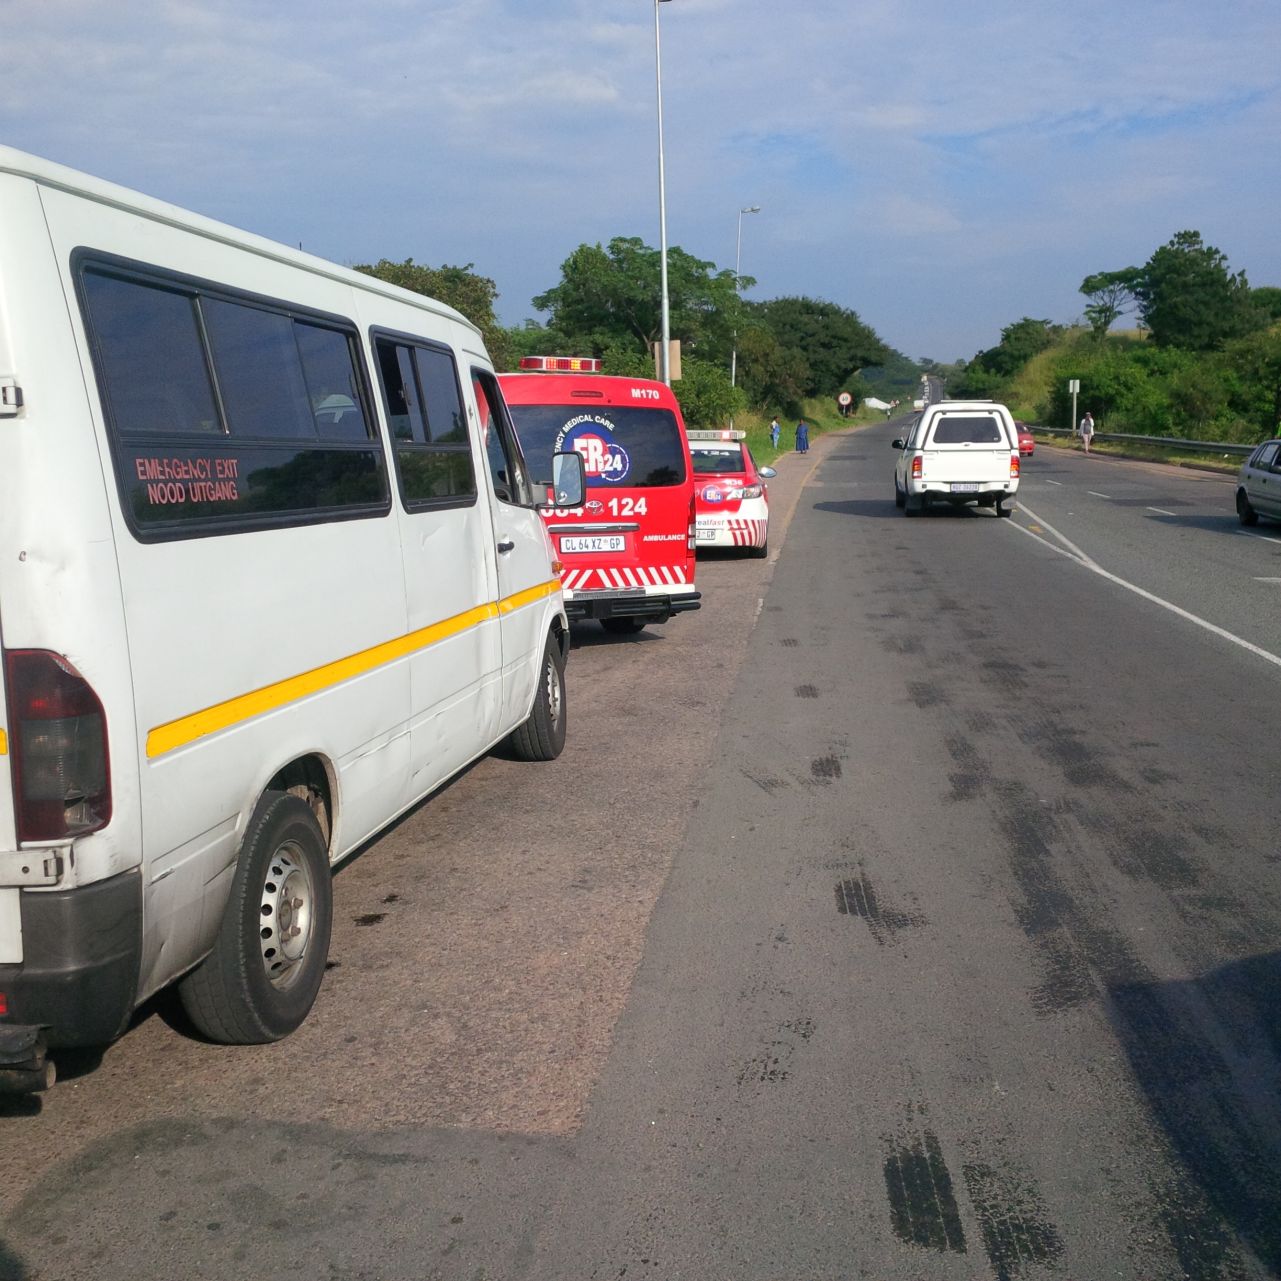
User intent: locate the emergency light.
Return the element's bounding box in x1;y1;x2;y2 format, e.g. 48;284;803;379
518;356;603;373
686;429;745;442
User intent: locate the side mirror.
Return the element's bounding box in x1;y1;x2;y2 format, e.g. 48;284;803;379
891;438;905;450
543;450;586;509
759;466;777;479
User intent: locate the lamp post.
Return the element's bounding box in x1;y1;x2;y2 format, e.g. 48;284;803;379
654;0;672;385
729;204;760;391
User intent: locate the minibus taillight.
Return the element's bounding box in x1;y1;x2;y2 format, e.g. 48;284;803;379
5;650;111;842
688;494;698;551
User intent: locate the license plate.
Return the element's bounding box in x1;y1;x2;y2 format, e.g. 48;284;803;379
951;482;980;493
696;526;718;541
561;535;625;554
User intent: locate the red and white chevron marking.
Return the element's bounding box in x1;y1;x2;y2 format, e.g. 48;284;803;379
726;518;767;548
562;565;691;592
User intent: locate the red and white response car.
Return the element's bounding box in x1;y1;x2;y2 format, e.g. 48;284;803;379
499;357;700;635
689;430;776;558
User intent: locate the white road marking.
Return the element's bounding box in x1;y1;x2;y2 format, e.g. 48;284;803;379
1045;479;1064;486
1235;529;1281;547
1254;577;1281;584
1012;500;1281;673
1147;507;1176;516
1087;491;1111;499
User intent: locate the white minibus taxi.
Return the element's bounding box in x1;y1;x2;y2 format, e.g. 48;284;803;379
0;148;584;1091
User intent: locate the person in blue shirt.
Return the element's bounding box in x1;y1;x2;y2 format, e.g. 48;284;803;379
795;419;810;454
769;417;781;449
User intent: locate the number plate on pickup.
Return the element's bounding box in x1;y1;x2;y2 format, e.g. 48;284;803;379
950;482;980;493
561;535;625;553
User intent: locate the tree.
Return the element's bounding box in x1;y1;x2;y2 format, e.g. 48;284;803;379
1132;231;1264;351
532;237;743;363
734;325;810;416
986;317;1059;375
1251;287;1281;322
1080;268;1141;339
748;296;888;397
953;317;1060;394
353;258;510;367
1224;326;1281;438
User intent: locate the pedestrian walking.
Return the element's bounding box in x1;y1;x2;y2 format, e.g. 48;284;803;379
1079;410;1095;454
795;419;810;454
769;417;781;449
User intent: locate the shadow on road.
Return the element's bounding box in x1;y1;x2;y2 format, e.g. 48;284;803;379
1108;950;1281;1275
814;499;995;521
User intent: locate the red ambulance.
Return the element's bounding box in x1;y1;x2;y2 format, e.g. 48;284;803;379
498;358;699;634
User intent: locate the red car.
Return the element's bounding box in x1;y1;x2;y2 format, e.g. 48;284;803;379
1014;421;1035;457
688;429;776;557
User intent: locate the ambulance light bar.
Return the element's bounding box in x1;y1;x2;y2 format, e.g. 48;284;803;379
687;429;745;442
518;356;603;373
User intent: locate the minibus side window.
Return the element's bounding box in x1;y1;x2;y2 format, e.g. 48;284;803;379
202;298;314;439
473;369;530;507
373;338;476;509
78;262;391;539
81;272;221;435
296;323;372;442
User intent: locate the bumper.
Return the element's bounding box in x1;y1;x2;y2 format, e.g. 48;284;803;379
695;514;769;550
0;868;142;1049
912;482;1017;504
565;589;701;623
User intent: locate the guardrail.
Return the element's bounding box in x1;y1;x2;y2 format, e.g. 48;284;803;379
1034;426;1254;457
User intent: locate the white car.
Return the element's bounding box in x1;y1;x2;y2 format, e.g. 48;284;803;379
893;400;1020;517
1236;439;1281;526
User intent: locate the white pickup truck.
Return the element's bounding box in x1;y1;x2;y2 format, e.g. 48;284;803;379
892;400;1021;518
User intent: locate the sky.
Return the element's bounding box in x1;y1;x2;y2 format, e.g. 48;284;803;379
4;0;1280;363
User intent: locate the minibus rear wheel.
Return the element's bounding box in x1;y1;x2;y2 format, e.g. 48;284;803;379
507;634;567;762
179;791;333;1043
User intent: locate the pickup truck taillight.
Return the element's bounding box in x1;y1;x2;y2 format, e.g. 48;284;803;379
911;455;923;479
5;650;111;842
1010;455;1021;478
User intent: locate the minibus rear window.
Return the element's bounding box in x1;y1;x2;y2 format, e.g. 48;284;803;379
507;406;686;488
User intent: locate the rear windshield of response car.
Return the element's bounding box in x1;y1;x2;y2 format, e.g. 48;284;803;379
691;444;746;475
929;415;1005;445
507;405;687;488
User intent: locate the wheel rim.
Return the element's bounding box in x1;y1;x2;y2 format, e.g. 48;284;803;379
544;652;563;729
259;842;315;990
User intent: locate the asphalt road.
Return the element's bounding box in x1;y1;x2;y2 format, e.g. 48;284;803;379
3;421;1280;1280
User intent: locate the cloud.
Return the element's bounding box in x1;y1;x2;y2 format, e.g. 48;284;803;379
3;0;1278;358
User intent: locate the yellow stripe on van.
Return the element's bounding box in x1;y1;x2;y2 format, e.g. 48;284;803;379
146;579;562;760
0;729;7;755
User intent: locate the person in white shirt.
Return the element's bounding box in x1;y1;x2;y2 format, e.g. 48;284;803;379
1079;411;1096;454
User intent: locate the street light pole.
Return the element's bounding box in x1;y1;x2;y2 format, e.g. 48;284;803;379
654;0;672;386
729;204;760;391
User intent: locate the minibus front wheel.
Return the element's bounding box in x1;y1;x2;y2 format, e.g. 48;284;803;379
506;633;567;762
179;791;333;1043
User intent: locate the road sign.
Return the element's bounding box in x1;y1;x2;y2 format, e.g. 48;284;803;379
837;392;853;406
1068;379;1080;393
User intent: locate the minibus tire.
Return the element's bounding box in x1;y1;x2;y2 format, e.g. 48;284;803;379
178;791;333;1044
507;635;567;762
